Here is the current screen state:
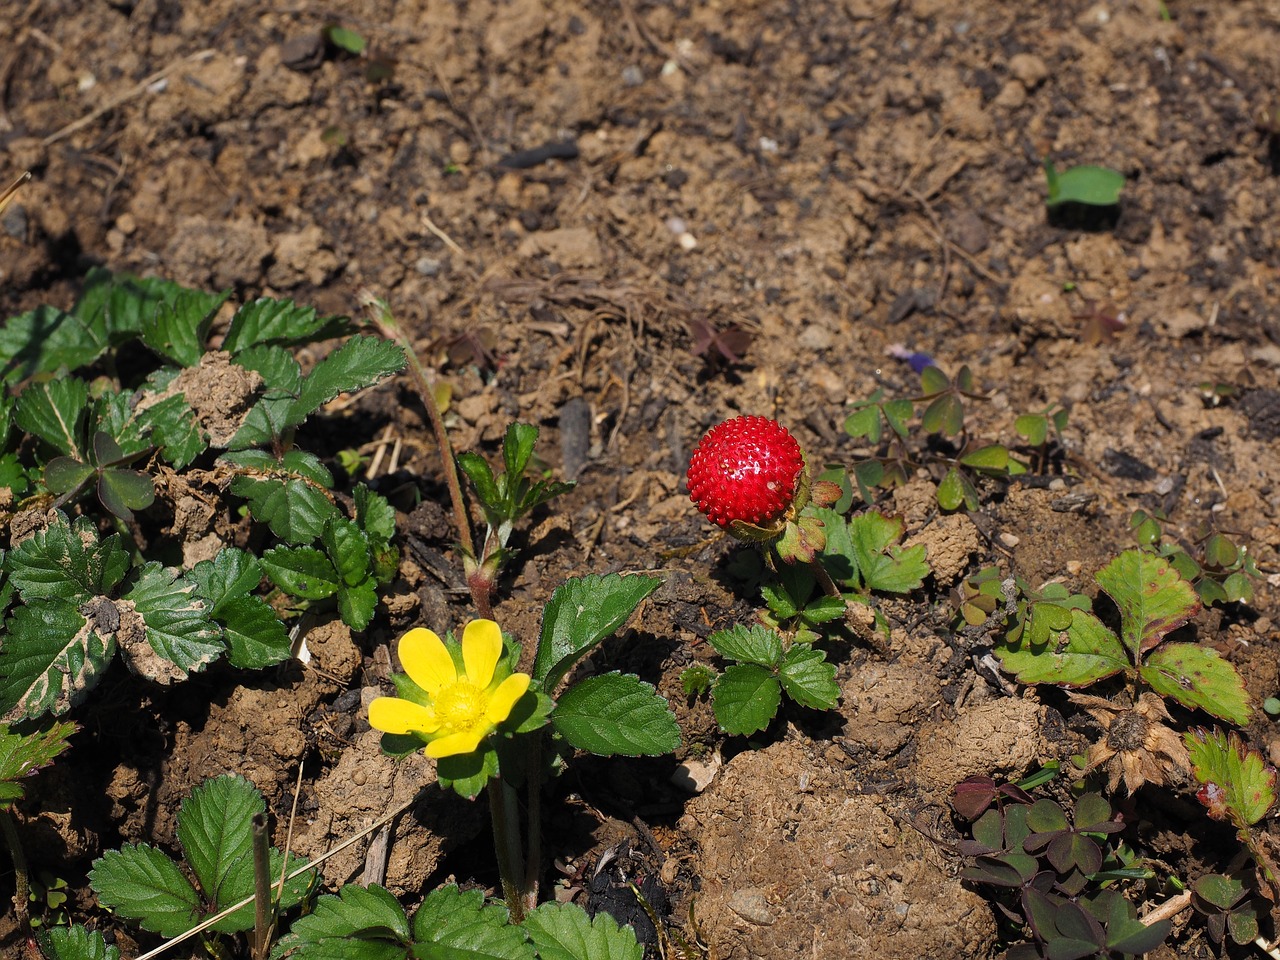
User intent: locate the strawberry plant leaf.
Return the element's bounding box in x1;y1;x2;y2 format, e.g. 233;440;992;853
15;377;89;456
1096;550;1200;658
523;900;642;960
39;925;121;960
1141;644;1250;726
6;513;131;602
0;600;115;720
551;671;680;756
1185;728;1275;828
89;844;202;937
221;297;346;354
322;516;371;587
285;335;405;429
137;393;206;468
0;718;75;809
234;343;303;390
0;305;107;384
337;576;378;631
138;286;226;367
994;609;1128;687
216;596;291;668
706;623;783;667
123;564;223;680
713;664;781;735
533;574;662;690
414;884;535;959
354;485;397;545
187;548;263;619
177;775;258;922
261;546;342;600
276;883;410;960
231;476;341;544
779;647;839;709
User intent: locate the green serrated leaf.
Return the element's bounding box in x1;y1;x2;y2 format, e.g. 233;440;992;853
552;672;680;757
0;718;75;809
323;516;371;587
779;647;839;709
216;596;292;668
274;883;410;960
138;287;227;367
523;900;642;960
89;844;201;937
354;485;397;544
706;623;783;667
15;378;89;456
712;664;781;736
123;564;224;680
188;548;263;619
0;600;114;721
5;513;132;604
0;306;108;385
177;775;259;919
1096;551;1201;657
457;452;502;518
337;577;378;630
39;925;122;960
231;476;341;544
261;546;342;600
233;343;304;391
413;884;534;959
135;392;206;468
222;298;345;354
533;574;662;690
1141;644;1251;726
994;609;1128;687
285;336;405;429
845;510;930;593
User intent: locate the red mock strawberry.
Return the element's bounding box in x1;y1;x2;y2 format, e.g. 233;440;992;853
687;416;805;533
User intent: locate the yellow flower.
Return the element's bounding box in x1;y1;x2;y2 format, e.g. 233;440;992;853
369;620;531;759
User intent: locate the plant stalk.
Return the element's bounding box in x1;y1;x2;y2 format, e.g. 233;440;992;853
0;809;29;926
250;813;273;960
361;295;483;607
487;777;529;922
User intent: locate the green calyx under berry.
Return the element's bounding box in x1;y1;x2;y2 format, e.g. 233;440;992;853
688;416;841;562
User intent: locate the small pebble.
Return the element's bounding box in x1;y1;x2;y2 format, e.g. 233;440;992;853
728;888;775;925
999;532;1020;548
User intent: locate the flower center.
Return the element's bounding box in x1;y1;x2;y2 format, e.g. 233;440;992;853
435;681;487;733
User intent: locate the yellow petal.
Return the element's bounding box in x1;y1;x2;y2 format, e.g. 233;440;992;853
369;697;441;736
461;619;503;687
399;628;456;697
485;673;531;724
426;728;487;758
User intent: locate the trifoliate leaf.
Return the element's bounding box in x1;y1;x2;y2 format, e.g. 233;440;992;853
0;600;115;721
39;925;121;960
523;901;642;960
277;883;411;960
779;647;839;710
261;546;342;600
1096;550;1200;658
0;306;107;385
712;664;781;736
44;457;95;495
123;564;223;681
337;577;378;631
994;609;1128;688
551;671;680;757
14;377;89;456
6;512;130;603
231;476;341;544
412;884;534;959
285;335;405;428
216;597;292;669
0;718;75;809
533;574;662;690
97;467;156;522
177;775;259;921
322;516;371;587
705;624;784;668
222;298;345;354
1141;644;1251;726
1185;728;1276;829
89;844;201;937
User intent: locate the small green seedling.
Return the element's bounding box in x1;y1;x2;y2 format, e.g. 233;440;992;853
1130;511;1264;606
1043;159;1126;208
1015;404;1069;473
322;24;367;55
993;550;1250;727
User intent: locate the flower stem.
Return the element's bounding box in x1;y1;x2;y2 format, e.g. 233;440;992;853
487;777;528;922
0;808;29;927
360;295;484;606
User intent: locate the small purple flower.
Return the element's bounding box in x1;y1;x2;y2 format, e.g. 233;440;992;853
886;343;936;375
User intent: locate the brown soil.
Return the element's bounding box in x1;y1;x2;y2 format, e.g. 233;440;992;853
3;0;1280;957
